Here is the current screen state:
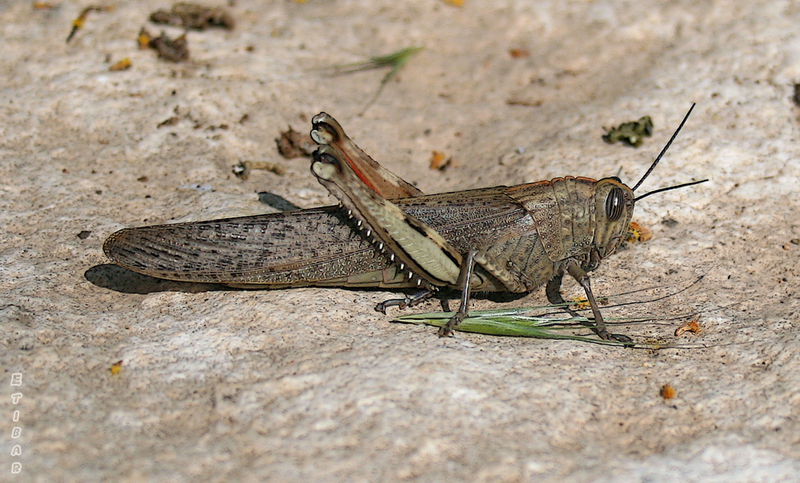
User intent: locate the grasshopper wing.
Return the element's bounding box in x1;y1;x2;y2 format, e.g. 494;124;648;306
104;207;387;287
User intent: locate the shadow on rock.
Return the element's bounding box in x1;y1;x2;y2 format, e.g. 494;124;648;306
85;264;232;294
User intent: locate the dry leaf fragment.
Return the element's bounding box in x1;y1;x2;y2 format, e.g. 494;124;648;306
572;296;608;310
139;27;189;62
275;127;316;159
150;2;235;30
157;116;180;128
33;2;60;10
602;116;653;147
66;5;114;43
150;31;189;62
506;97;543;107
109;57;132;71
627;221;653;242
674;320;701;337
137;27;152;48
110;360;123;375
429;151;452;170
572;297;591;310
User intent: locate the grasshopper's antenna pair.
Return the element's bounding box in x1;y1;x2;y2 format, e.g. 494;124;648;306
632;103;708;202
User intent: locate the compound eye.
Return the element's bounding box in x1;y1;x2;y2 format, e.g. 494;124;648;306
605;187;625;221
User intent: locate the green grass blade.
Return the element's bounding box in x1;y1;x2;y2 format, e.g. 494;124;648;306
326;46;424;114
394;311;637;346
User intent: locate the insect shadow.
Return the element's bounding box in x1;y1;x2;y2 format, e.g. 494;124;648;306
84;264;232;294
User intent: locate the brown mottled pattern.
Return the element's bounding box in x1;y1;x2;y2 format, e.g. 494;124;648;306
104;206;386;285
105;188;539;290
506;178;599;262
104;177;631;295
506;181;563;261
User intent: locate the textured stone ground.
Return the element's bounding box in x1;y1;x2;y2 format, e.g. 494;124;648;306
2;1;799;481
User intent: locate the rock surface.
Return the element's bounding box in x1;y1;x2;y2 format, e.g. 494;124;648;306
2;1;799;481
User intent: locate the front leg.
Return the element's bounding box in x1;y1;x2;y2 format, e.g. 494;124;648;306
547;263;633;344
438;249;478;337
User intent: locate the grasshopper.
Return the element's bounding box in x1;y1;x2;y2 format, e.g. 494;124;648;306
104;105;706;341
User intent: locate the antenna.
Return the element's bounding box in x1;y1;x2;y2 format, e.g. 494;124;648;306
631;103;696;192
634;179;708;202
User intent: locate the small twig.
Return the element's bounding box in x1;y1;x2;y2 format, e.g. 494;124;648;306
66;5;113;43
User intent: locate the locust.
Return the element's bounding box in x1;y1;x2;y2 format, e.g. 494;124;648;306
104;105;706;342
